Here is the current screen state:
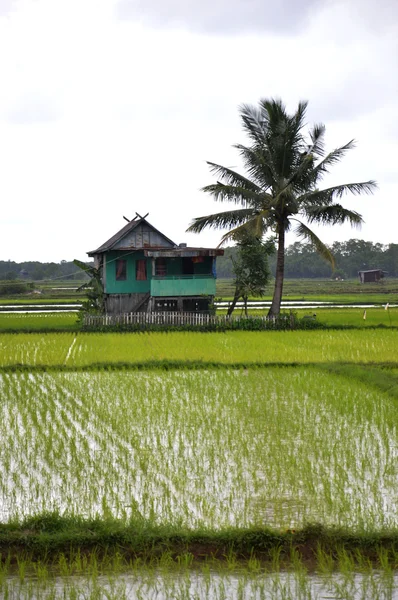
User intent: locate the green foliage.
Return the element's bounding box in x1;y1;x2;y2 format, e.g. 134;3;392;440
217;240;398;280
73;259;104;316
0;280;34;296
229;233;273;315
0;260;89;281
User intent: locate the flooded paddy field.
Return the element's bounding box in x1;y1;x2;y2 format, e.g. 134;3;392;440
2;568;398;599
0;368;397;529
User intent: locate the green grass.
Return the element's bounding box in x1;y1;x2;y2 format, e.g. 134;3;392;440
314;307;398;327
0;312;79;331
217;307;398;328
1;330;397;367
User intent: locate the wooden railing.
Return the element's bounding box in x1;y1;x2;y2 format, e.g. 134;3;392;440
83;311;296;329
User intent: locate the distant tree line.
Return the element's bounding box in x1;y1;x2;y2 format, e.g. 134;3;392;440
0;260;89;282
216;239;398;280
1;240;397;283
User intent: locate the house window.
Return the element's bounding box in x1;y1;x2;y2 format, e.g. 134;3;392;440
182;257;194;275
115;259;127;281
136;259;147;281
155;257;167;276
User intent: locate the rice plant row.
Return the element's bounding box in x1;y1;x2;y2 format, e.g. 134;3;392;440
1;368;397;530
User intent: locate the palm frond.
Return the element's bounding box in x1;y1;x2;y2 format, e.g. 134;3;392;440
260;98;288;129
201;183;267;206
307;123;326;158
205;162;261;192
186;208;256;234
310;140;356;182
303;204;363;227
265;99;308;180
234;144;276;190
291;100;309;138
292;219;335;268
218;212;268;246
298;180;377;206
239;104;267;145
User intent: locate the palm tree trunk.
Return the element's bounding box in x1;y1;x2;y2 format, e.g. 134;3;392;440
268;226;285;317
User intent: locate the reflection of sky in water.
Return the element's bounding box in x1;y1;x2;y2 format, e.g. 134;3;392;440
3;571;398;599
1;370;397;531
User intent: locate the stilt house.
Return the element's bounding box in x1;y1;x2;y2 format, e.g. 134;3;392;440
88;214;224;314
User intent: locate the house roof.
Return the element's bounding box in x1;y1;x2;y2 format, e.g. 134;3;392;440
88;215;224;258
87;216;176;256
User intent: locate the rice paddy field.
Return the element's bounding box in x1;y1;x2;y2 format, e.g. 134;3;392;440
1;328;398;598
1;366;398;530
1;329;397;367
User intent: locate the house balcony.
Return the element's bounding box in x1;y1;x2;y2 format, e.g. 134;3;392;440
150;275;216;297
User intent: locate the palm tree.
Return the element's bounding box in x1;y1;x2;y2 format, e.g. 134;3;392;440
187;98;376;316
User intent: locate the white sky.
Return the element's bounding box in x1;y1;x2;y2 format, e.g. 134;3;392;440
0;0;397;262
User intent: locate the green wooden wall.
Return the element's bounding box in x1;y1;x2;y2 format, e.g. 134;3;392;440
104;252;214;295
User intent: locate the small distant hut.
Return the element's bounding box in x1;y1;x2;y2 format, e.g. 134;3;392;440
358;269;387;283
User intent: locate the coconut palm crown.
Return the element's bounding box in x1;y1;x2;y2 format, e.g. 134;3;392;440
187;98;377;316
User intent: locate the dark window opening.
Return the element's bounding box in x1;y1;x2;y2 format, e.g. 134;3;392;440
115;259;127;281
183;298;210;312
182;257;194;275
155;257;167;276
154;299;178;311
136;259;147;281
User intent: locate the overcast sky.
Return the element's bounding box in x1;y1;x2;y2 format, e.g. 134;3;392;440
0;0;397;262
